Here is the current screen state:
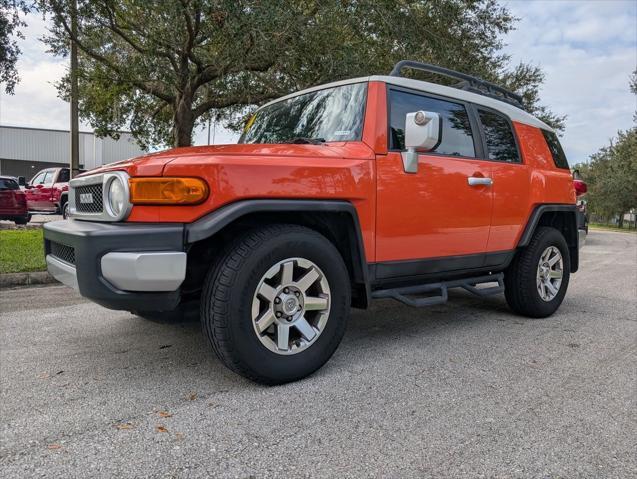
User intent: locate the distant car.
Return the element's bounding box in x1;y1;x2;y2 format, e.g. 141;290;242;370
24;167;71;217
0;176;30;225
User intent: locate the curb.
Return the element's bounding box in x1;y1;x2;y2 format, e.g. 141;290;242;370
0;271;59;289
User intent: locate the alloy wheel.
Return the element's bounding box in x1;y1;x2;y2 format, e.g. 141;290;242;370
536;246;563;302
251;258;331;355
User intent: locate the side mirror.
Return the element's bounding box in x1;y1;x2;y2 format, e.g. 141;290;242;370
402;111;441;173
17;176;26;186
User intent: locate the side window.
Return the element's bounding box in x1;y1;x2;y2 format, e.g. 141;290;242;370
389;89;476;157
0;179;19;190
57;169;70;183
31;172;45;185
541;129;569;169
478;109;520;163
42;171;55;185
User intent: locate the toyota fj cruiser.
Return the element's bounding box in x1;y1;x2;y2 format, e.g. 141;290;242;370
44;62;579;384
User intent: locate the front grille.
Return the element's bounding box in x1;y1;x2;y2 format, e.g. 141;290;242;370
50;242;76;265
75;183;103;214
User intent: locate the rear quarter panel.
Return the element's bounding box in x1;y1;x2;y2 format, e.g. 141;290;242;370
511;122;576;244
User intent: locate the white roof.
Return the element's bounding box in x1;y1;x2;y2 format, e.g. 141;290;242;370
260;75;553;132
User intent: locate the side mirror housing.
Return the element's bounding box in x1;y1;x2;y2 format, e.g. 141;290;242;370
402;111;441;173
17;176;26;186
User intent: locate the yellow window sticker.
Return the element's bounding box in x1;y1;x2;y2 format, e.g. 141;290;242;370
244;113;257;133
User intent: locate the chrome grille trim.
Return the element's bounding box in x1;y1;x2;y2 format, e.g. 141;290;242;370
75;183;104;213
69;171;132;222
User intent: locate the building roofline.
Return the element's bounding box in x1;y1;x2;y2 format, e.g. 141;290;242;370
0;124;135;135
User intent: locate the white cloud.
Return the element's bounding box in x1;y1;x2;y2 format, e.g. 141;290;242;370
0;14;92;131
504;0;636;162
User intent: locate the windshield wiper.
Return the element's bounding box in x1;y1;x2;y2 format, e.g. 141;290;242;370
288;137;326;145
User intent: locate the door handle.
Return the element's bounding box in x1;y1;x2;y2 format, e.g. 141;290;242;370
467;177;493;186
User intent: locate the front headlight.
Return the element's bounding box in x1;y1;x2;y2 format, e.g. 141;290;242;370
107;175;127;217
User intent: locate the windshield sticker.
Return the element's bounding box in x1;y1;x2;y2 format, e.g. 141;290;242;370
244;113;257;133
334;130;351;136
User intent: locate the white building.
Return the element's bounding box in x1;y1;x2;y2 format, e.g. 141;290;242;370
0;126;145;180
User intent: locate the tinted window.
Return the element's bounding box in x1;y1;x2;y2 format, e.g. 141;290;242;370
389;90;476;157
0;179;19;190
57;169;70;183
478;110;520;162
240;83;367;144
541;129;569;169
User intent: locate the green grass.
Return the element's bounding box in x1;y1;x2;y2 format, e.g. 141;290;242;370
0;229;47;274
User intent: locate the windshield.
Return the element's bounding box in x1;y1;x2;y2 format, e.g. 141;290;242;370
239;82;367;144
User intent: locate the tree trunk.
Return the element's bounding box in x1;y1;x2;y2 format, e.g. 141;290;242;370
618;213;624;229
173;92;195;147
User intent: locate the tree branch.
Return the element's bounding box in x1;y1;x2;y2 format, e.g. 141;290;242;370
51;6;175;104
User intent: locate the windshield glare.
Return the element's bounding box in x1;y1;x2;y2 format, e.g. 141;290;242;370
239;82;367;144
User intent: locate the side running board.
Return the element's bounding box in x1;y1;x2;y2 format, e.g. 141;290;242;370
371;273;505;308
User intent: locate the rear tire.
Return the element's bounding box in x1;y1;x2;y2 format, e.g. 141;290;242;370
62;201;69;219
505;226;570;318
14;216;28;225
201;224;350;385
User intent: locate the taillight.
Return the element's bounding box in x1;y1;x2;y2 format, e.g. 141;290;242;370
573;179;587;196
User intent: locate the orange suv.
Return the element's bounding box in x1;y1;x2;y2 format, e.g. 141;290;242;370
44;62;579;384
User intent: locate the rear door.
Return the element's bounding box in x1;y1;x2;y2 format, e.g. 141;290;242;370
475;108;530;253
375;87;494;279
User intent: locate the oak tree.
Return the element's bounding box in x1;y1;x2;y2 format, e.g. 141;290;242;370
42;0;565;148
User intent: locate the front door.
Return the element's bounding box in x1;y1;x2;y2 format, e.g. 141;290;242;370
375;88;493;279
25;170;54;211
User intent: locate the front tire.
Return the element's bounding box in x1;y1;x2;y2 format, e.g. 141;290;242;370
505;226;571;318
201;224;350;385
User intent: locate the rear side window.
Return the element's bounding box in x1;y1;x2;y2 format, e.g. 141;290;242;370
0;179;19;190
57;169;70;183
478;109;520;163
389;89;476;157
541;130;569;169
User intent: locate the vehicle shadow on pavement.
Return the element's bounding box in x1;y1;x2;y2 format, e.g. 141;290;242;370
120;289;528;386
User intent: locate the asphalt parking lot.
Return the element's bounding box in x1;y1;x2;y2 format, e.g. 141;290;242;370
1;230;635;478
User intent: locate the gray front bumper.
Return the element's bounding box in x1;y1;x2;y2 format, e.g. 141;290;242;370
43;219;186;311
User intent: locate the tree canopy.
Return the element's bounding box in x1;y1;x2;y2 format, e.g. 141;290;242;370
1;0;29;94
574;128;637;227
41;0;565;148
573;72;637;227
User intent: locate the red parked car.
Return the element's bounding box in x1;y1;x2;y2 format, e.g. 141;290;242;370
0;176;30;224
24;167;71;217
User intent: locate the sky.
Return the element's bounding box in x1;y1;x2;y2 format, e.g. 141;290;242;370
1;0;635;162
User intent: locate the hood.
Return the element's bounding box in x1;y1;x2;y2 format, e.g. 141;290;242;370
78;142;375;177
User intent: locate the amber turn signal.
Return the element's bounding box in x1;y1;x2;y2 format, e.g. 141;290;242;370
129;177;209;205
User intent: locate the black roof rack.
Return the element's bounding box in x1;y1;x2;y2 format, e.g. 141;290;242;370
389;60;525;110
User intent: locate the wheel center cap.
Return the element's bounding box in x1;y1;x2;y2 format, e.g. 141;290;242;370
283;297;298;314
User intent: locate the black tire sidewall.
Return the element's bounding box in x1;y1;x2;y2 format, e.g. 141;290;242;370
522;228;571;316
217;229;350;383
